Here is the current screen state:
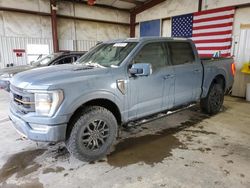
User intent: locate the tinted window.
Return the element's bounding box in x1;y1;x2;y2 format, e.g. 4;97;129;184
134;42;167;72
56;56;73;65
168;42;195;65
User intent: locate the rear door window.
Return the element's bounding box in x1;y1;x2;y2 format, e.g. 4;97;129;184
167;42;195;65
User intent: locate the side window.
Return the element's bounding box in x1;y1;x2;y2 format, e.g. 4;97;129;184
168;42;195;65
57;56;73;65
134;42;167;72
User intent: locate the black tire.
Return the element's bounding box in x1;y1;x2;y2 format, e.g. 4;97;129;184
66;106;118;161
200;83;224;115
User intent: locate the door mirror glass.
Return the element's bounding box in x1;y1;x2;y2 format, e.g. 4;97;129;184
129;63;152;76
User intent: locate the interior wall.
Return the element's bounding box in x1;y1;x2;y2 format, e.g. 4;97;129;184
136;0;198;23
0;0;130;41
202;0;250;10
162;19;171;37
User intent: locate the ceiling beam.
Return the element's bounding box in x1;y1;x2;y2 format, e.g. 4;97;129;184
58;0;129;12
131;0;166;14
119;0;144;6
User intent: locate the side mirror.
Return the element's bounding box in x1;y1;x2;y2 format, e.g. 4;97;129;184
129;63;152;76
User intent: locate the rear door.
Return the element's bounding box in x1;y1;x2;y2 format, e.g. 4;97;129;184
167;41;202;106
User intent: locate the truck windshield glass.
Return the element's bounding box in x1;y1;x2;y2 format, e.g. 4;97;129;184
76;42;138;67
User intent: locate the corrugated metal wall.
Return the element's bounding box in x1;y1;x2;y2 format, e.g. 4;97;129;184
0;36;53;68
0;36;98;69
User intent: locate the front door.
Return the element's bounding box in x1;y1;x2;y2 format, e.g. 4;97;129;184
127;42;174;120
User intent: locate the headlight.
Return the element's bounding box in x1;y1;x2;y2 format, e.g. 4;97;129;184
33;90;64;117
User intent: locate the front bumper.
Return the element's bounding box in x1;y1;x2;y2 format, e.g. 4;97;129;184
9;108;67;142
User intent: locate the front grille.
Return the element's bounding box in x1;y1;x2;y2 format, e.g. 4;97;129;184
10;85;35;114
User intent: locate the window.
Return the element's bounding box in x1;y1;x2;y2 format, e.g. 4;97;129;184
168;42;195;65
77;42;138;67
55;57;73;65
134;42;167;72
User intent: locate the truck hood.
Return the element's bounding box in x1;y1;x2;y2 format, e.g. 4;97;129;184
11;64;110;90
0;65;34;76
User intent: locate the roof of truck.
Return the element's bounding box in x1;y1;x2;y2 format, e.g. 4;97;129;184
105;37;191;43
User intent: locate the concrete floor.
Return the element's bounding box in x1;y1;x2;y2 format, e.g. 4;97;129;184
0;91;249;188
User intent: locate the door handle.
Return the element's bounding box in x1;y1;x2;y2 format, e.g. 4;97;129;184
194;69;201;73
163;74;175;79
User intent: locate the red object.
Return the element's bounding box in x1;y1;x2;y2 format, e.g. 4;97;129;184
192;7;235;58
13;49;25;53
88;0;96;6
231;63;236;76
16;52;23;57
13;49;25;57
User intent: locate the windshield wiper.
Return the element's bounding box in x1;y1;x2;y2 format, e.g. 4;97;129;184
84;62;106;68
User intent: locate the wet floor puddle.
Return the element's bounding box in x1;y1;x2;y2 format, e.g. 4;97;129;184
0;149;46;183
107;130;186;167
1;178;44;188
107;112;211;167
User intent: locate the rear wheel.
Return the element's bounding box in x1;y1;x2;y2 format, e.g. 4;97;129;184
200;83;224;115
66;106;118;161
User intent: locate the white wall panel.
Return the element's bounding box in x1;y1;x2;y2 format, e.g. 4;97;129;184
40;16;52;39
135;25;139;38
162;19;171;37
136;0;198;23
76;20;97;41
97;23;119;41
0;0;41;11
58;19;75;40
74;3;129;24
0;11;4;36
3;12;43;38
118;26;130;39
203;0;250;10
57;1;74;16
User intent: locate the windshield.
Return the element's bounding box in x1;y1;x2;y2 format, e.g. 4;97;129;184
76;42;138;67
33;53;63;66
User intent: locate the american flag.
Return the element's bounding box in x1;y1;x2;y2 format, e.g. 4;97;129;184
172;7;235;57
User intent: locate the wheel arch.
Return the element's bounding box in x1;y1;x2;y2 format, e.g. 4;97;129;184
202;74;226;98
66;98;122;140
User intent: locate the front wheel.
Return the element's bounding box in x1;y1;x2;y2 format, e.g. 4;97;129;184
66;106;118;161
200;83;224;115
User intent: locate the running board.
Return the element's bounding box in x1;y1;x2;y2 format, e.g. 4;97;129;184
125;103;197;128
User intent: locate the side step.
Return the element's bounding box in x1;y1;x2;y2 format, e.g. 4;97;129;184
124;104;197;128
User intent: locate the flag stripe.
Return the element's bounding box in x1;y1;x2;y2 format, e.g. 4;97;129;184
192;30;232;37
193;14;234;24
197;46;231;50
195;41;231;47
193;22;233;30
193;38;232;43
192;34;232;41
193;6;234;16
193;26;232;34
193;18;234;27
194;9;235;20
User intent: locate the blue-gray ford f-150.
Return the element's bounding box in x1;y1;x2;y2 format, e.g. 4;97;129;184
8;37;234;161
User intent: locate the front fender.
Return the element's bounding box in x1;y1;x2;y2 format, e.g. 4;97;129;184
62;90;124;121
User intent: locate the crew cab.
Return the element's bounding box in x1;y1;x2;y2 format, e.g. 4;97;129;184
8;37;234;161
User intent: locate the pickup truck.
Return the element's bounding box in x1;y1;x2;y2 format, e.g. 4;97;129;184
0;51;85;91
8;37;234;161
